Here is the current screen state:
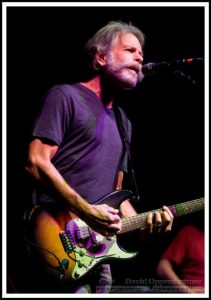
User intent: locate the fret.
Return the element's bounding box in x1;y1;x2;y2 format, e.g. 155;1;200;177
119;198;204;235
172;198;204;217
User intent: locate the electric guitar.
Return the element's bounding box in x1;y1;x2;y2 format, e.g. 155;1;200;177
29;190;204;282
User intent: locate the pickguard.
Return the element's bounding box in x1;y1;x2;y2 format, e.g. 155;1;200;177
62;218;137;280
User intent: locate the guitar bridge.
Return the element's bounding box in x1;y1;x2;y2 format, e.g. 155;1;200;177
59;231;74;254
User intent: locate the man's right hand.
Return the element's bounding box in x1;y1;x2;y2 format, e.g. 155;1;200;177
80;203;122;237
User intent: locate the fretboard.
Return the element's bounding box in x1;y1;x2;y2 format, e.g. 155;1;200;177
119;198;204;234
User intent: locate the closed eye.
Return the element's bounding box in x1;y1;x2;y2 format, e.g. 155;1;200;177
125;47;143;58
125;47;136;53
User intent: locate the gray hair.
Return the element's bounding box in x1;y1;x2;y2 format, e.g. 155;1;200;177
84;21;145;71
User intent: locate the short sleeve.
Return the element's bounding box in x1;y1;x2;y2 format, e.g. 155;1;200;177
32;86;72;145
161;226;191;266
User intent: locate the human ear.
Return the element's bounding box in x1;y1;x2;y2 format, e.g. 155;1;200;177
95;51;106;67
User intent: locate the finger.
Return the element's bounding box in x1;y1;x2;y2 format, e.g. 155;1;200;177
161;210;173;232
109;222;122;232
146;212;153;234
162;206;174;220
97;206;120;223
103;204;119;213
152;211;163;233
103;223;122;237
106;206;120;215
104;207;120;223
105;213;120;223
154;211;162;225
161;210;172;223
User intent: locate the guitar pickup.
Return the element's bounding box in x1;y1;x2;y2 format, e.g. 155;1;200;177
59;231;74;254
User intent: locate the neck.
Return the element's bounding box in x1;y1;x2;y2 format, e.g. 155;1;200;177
80;75;114;108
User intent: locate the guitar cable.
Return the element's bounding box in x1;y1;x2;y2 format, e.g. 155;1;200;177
23;204;78;274
24;234;64;268
23;205;117;277
25;233;115;265
24;234;77;280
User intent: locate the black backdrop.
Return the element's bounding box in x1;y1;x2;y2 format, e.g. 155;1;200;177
6;5;205;293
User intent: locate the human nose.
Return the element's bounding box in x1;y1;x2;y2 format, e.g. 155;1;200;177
134;51;144;64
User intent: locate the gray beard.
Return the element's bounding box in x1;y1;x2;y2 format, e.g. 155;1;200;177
105;54;144;88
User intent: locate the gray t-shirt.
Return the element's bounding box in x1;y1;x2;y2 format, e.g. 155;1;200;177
32;83;132;204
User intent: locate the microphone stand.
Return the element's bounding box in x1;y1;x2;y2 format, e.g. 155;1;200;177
173;69;204;89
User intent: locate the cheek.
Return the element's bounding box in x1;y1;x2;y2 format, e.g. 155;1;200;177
121;53;134;64
119;52;129;61
112;51;130;63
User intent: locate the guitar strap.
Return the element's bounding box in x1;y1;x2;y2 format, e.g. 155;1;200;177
113;105;141;204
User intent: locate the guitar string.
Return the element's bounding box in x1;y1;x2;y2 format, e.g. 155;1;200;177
128;201;204;229
120;198;204;233
24;198;204;271
24;233;114;280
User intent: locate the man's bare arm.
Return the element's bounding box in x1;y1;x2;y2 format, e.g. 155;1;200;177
26;138;121;236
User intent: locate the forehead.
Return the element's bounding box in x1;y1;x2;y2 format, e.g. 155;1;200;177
114;32;142;51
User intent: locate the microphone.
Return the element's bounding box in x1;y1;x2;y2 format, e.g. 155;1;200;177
142;58;204;75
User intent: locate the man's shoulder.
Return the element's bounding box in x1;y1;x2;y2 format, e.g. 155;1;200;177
50;83;81;95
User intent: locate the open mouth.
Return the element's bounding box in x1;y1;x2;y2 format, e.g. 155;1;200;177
128;66;140;74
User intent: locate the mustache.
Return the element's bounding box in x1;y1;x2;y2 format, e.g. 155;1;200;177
122;62;144;82
122;62;142;74
106;58;144;83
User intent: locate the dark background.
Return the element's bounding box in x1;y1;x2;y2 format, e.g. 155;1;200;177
6;5;205;293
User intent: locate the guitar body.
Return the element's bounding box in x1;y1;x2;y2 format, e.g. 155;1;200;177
29;190;137;282
32;207;76;281
28;189;204;282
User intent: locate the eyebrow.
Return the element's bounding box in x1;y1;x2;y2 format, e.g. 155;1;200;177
124;45;144;57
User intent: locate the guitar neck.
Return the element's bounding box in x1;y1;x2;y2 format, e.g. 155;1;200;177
119;198;204;234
